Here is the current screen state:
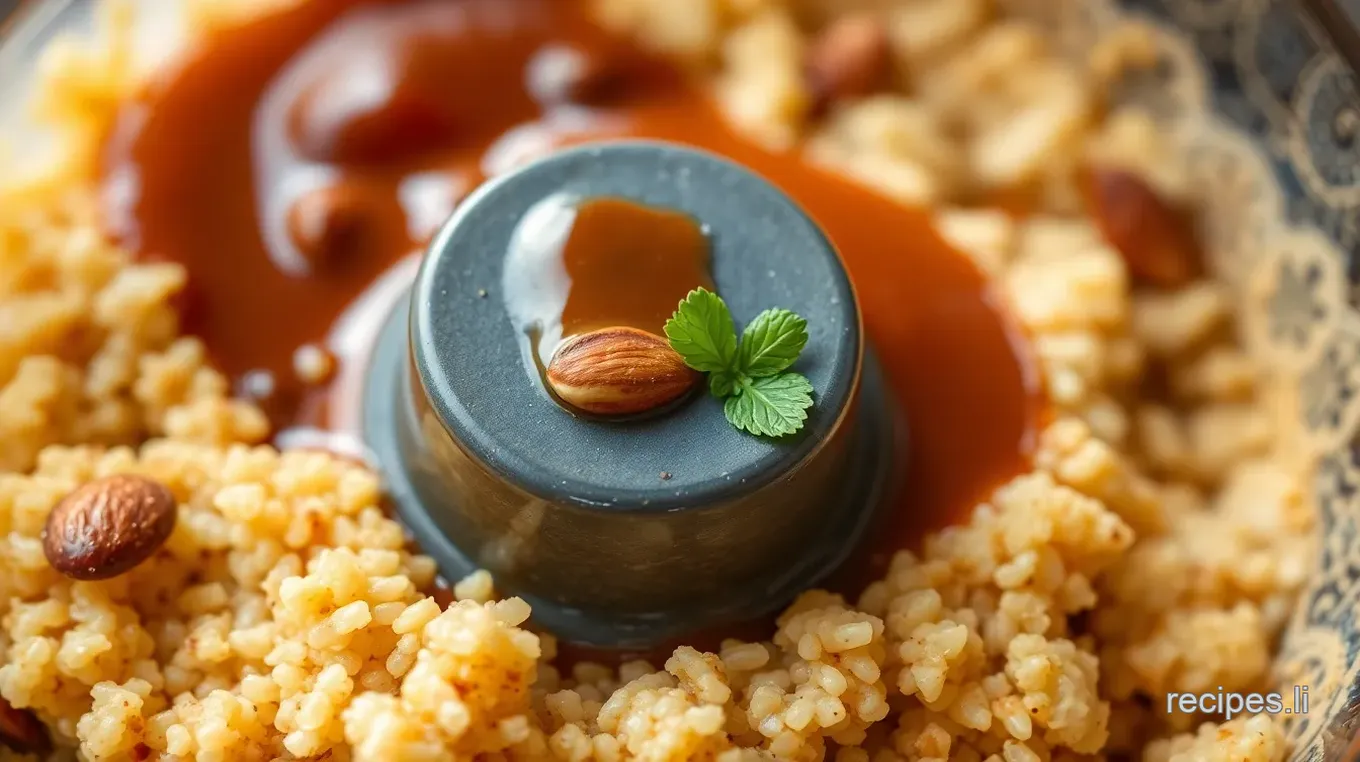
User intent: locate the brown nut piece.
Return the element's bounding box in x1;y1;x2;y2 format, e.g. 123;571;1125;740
1081;166;1203;289
805;13;892;114
286;182;372;271
0;697;49;756
528;45;623;106
43;474;178;581
547;326;699;415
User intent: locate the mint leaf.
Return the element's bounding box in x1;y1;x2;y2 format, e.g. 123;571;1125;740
665;289;814;438
738;308;808;378
664;288;737;373
708;370;743;398
723;373;813;437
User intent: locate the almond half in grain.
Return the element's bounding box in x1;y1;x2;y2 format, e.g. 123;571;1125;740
547;326;700;415
0;697;49;756
1081;165;1203;288
42;474;178;581
805;13;893;115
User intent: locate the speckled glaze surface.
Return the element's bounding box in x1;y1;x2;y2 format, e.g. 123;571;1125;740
365;142;898;647
411;142;862;508
1078;0;1360;758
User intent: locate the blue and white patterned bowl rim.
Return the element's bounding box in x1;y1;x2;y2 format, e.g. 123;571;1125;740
1092;0;1360;759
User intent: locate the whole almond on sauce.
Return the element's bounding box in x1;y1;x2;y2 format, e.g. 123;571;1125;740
286;181;372;271
547;326;700;415
0;697;49;756
528;45;623;106
1081;167;1203;288
805;13;892;114
43;474;177;581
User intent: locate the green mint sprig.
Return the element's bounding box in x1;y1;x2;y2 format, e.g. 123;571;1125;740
664;288;813;437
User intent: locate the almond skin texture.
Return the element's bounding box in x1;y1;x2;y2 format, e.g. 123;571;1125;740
547;326;700;415
805;13;892;115
1081;166;1203;288
42;474;178;581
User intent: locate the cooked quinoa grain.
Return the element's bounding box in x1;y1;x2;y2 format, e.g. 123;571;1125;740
0;0;1312;760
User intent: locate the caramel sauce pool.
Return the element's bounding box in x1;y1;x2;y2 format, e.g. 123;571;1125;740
558;199;713;338
99;0;1044;647
502;195;714;384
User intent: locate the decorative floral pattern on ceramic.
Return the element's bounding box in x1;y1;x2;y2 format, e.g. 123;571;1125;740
1090;0;1360;759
